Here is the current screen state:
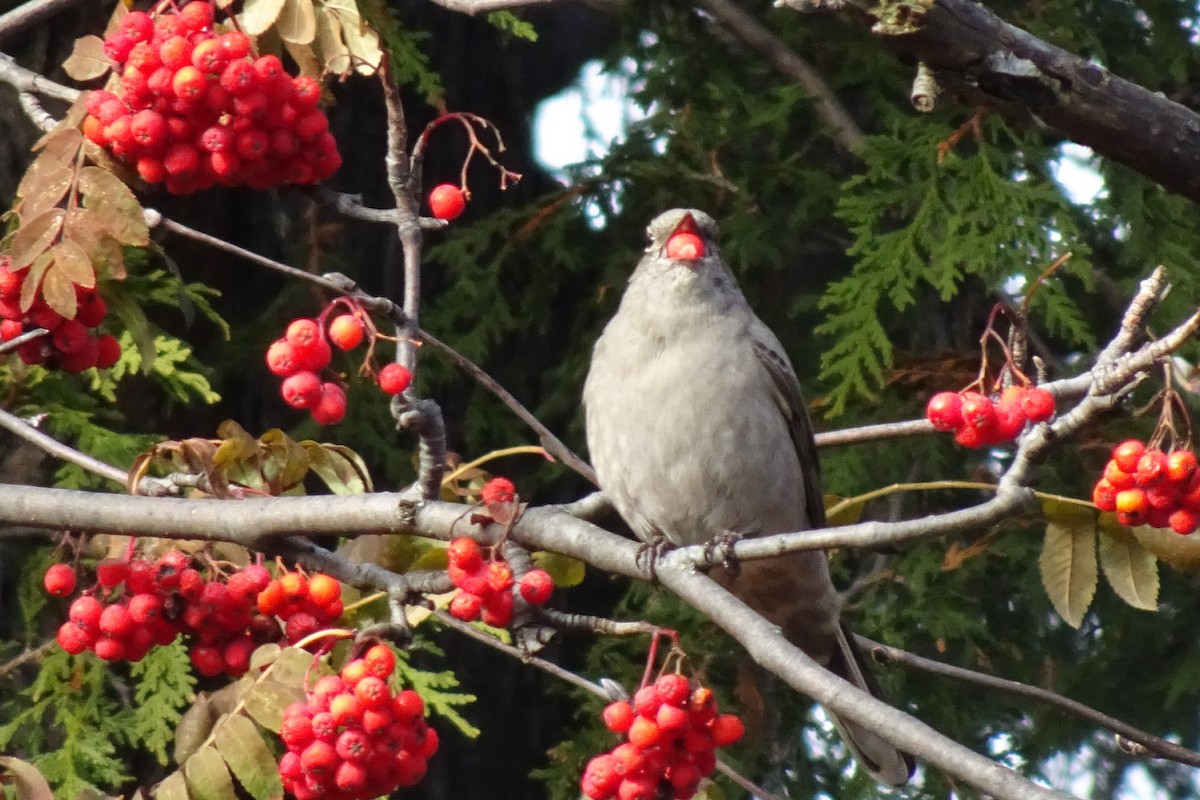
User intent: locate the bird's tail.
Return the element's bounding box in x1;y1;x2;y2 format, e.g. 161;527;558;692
823;622;915;786
720;552;914;786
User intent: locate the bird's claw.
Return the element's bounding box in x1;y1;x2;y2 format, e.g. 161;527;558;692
704;530;746;576
635;535;674;580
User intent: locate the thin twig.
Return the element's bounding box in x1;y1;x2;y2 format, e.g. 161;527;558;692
0;53;81;103
857;635;1200;768
0;640;56;677
0;0;85;42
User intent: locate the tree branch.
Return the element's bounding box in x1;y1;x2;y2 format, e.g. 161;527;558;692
696;0;867;155
857;635;1200;769
777;0;1200;202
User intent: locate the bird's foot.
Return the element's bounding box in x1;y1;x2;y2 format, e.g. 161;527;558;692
704;530;748;576
635;534;674;580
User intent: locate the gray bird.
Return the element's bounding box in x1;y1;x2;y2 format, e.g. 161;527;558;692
582;208;913;786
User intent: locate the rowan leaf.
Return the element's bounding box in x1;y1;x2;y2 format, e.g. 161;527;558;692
323;0;381;74
16;156;72;219
53;238;96;288
283;40;322;77
278;0;317;44
155;773;190;800
1097;517;1159;610
0;756;54;800
315;7;351;76
242;680;305;732
62;35;112;80
183;745;237;800
78;166;148;246
20;251;55;312
303;441;372;494
1039;517;1098;628
1133;522;1200;570
41;259;81;318
240;0;288;35
213;715;284;800
9;208;65;270
33;127;84;159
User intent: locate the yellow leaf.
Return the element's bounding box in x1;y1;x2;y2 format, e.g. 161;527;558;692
1038;517;1097;628
40;261;79;318
1132;522;1200;570
153;773;189;800
239;0;288;36
0;757;54;800
9;208;65;270
77;166;148;246
1097;518;1159;610
283;40;322;77
52;238;95;288
20;251;54;312
62;35;112;81
315;7;351;77
277;0;317;44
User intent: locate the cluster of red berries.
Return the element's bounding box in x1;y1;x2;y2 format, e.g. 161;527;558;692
84;2;340;194
925;385;1056;448
0;257;120;371
1092;439;1200;533
427;184;466;221
445;537;553;627
255;568;346;650
278;644;439;800
582;675;745;800
46;553;344;676
266;311;413;426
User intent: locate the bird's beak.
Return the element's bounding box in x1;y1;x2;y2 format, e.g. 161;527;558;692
670;213;698;238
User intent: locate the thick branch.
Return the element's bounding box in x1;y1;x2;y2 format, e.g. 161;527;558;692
779;0;1200;201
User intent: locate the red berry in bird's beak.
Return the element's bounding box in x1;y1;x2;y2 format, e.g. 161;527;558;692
666;232;705;260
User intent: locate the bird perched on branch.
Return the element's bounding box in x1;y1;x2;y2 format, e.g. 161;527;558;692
582;208;913;786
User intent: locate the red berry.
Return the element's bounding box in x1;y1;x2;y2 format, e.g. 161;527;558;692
294;110;329;140
43;563;77;597
310;382;347;425
518;569;553;604
428;184;466;220
1112;440;1146;473
164;143;202;176
1170;507;1199;535
120;11;154;43
0;320;22;341
480;588;514;627
447;537;482;570
1136;450;1169;486
627;716;661;748
1019;386;1055;422
300;740;338;774
75;292;108;327
56;621;91;654
191;39;228;74
69;595;103;628
285;318;321;347
448;589;482;621
1092;479;1118;512
220;60;256;95
99;603;134;637
292;75;322;108
160;37;195;72
665;231;705;260
481;477;516;505
709;713;745;746
178;1;215;32
327;313;363;351
94;637;127;662
654;673;690;706
377;363;412;395
307;573;341;608
1102;459;1136;489
925;391;963;431
52;320;90;354
656;703;688;731
220;31;251;60
1168;450;1198;484
329;693;363;727
266;339;297;377
96;558;129;588
991;400;1025;442
281;370;323;409
1115;487;1148;512
103;32;136;63
602;701;635;733
632;685;662;718
581;754;620;800
958;391;995;430
485;561;514;593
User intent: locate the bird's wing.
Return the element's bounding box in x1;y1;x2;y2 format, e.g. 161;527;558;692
748;323;827;528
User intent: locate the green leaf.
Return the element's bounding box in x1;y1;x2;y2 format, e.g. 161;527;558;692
242;680;305;732
1097;517;1159;610
486;10;537;41
532;551;585;589
213;715;284;800
303;442;373;494
183;745;237;800
1038;517;1098;628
